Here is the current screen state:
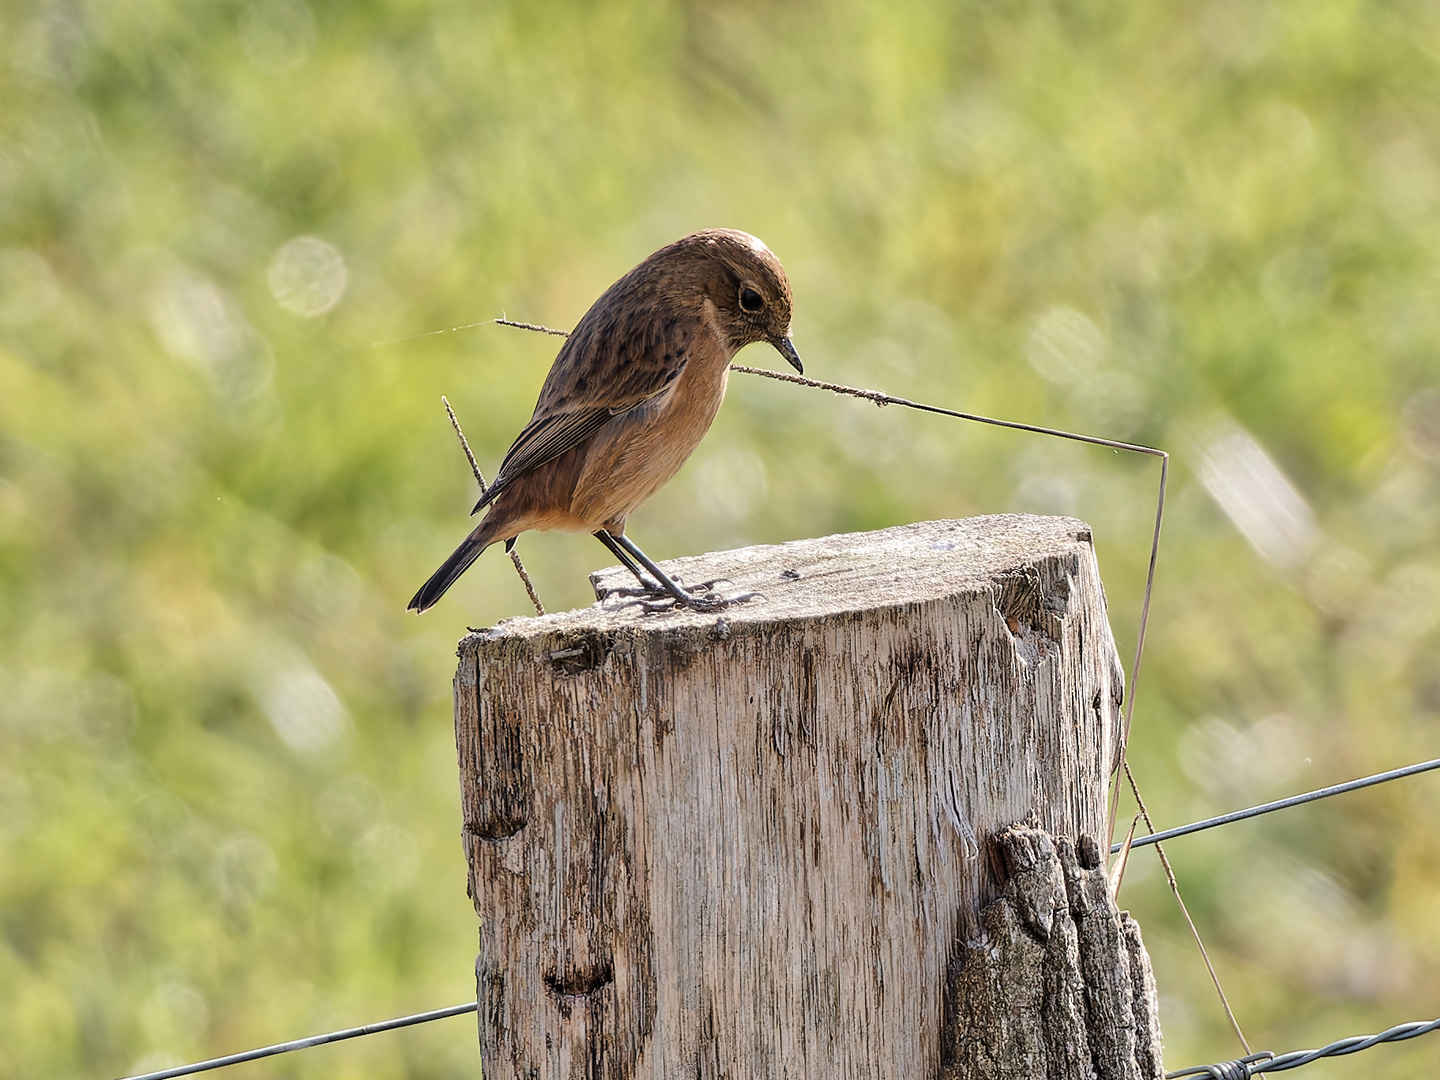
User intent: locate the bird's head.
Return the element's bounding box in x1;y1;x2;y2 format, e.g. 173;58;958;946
676;229;803;374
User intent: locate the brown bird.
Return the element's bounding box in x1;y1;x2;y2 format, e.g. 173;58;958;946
408;229;802;613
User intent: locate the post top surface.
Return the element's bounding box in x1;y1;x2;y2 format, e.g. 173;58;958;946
461;514;1095;649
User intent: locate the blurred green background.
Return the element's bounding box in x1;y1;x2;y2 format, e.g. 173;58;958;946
4;0;1440;1076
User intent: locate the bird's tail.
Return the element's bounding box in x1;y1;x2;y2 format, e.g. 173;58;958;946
408;519;500;613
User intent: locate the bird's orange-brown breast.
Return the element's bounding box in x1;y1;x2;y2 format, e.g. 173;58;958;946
569;301;735;531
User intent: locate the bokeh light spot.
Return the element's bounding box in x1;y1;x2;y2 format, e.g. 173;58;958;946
267;236;348;317
1197;419;1318;570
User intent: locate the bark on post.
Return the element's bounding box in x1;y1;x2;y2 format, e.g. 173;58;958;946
453;514;1163;1078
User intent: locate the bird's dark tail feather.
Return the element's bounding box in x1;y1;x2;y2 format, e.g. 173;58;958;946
408;525;495;613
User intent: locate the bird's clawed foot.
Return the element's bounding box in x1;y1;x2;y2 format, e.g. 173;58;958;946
599;575;763;613
622;588;765;613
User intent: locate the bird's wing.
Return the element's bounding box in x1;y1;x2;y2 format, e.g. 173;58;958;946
471;408;613;514
472;306;697;515
533;301;699;415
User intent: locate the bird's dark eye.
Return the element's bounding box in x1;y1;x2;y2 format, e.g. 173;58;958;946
739;287;764;313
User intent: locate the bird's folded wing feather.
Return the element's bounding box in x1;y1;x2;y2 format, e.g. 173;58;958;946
471;305;699;515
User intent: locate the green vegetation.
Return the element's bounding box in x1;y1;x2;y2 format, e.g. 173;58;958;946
4;1;1440;1076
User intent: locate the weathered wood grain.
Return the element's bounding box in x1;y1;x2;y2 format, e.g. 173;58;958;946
454;514;1137;1078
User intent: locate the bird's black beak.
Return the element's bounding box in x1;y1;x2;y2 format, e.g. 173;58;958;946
772;336;803;374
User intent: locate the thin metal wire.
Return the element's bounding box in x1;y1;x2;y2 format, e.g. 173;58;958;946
1111;757;1440;854
1168;1052;1275;1079
726;363;1170;854
114;1002;479;1080
1168;1016;1440;1077
493;316;570;337
1121;758;1252;1055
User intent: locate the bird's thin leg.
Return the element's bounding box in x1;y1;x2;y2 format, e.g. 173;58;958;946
609;534;694;604
610;533;758;611
593;530;657;590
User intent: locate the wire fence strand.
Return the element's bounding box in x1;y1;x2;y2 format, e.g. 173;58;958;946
1168;1016;1440;1077
721;362;1171;855
114;1002;478;1080
1111;757;1440;854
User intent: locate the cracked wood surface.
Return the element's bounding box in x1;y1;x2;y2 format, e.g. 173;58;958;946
943;827;1164;1080
454;514;1136;1078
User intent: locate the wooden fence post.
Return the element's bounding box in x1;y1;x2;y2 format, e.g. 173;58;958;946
453;514;1163;1078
